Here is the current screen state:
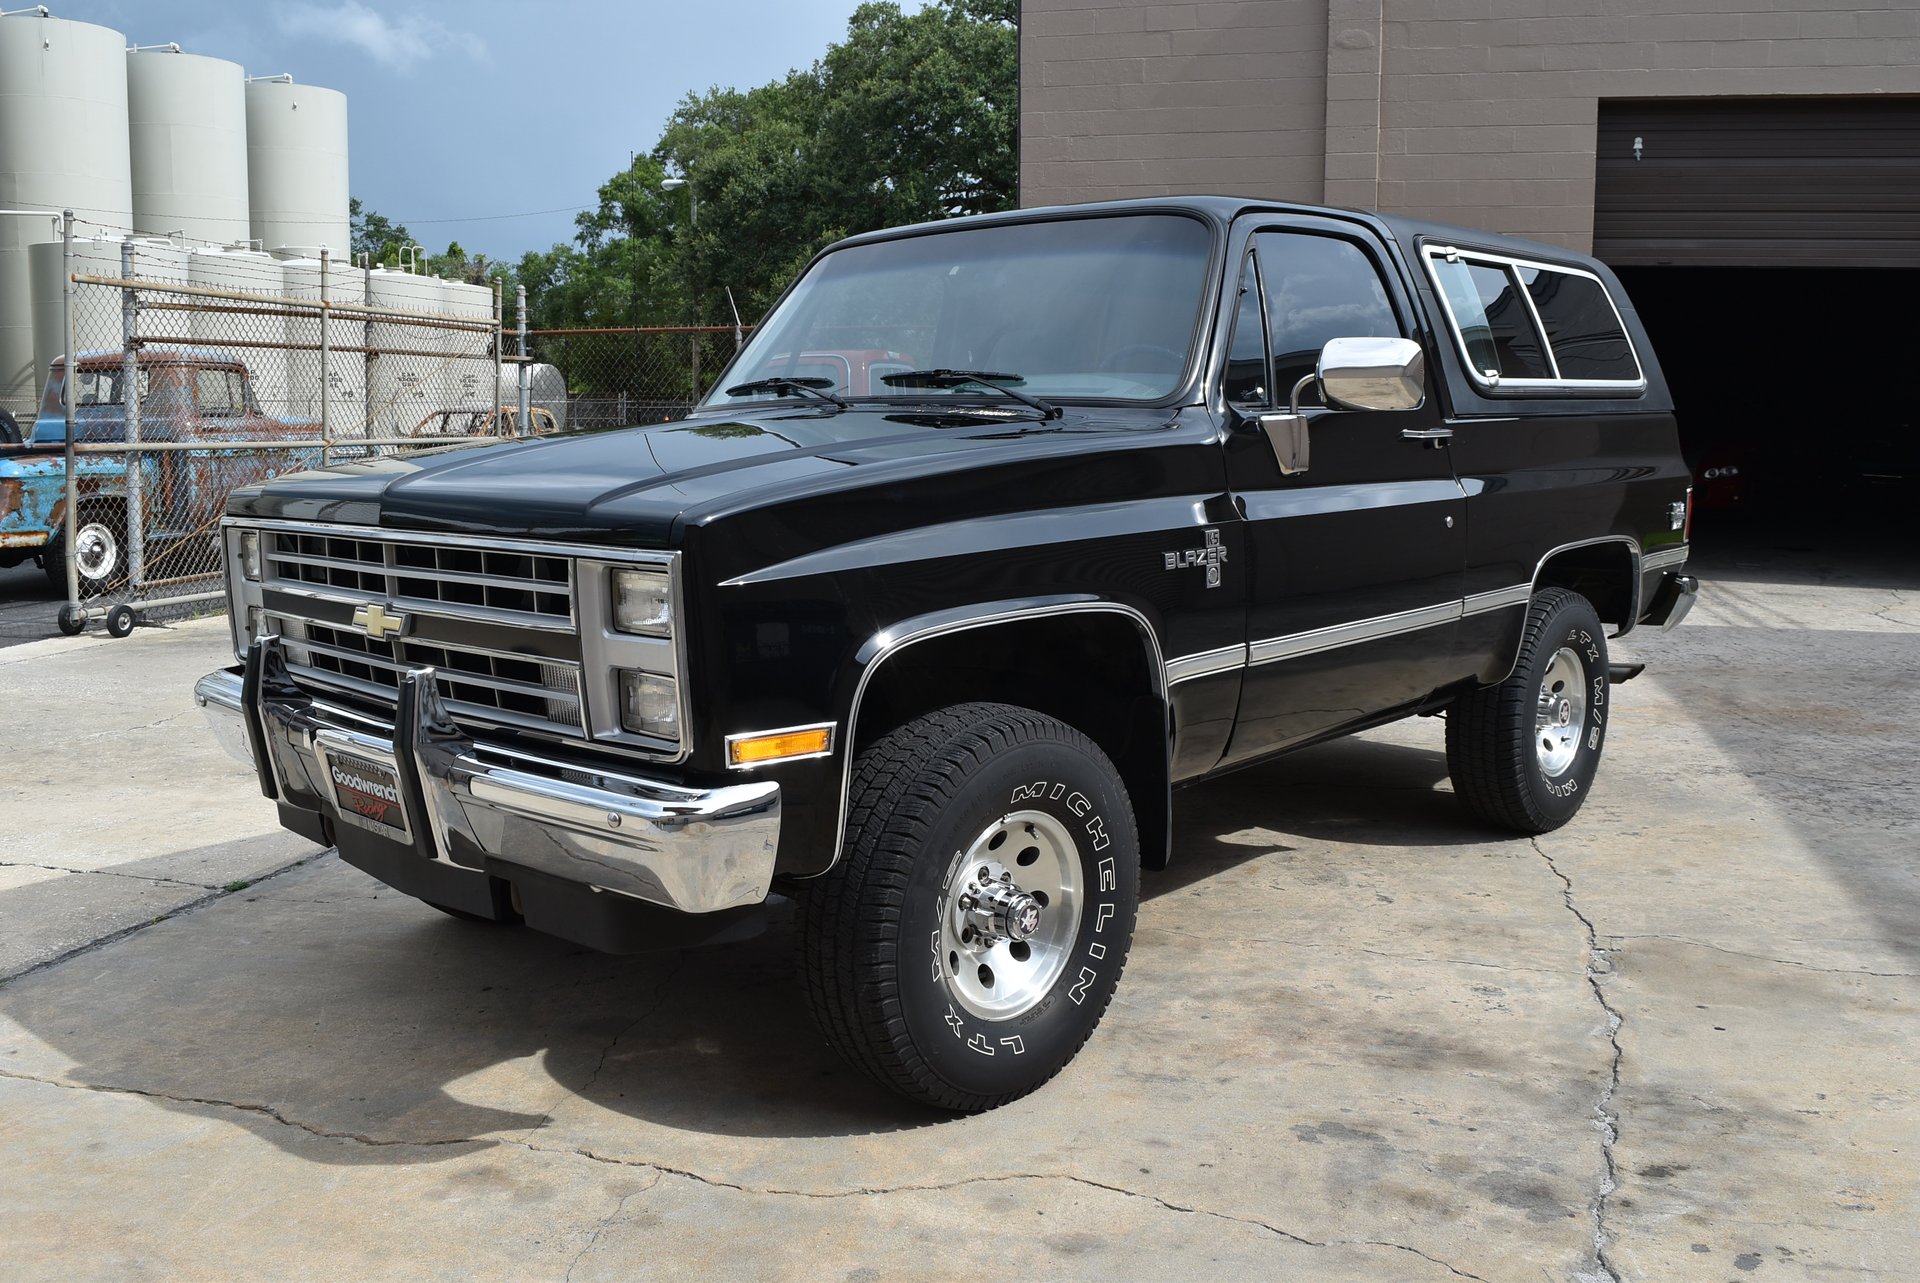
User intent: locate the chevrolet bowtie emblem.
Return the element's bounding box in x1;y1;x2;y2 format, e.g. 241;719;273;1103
352;603;409;640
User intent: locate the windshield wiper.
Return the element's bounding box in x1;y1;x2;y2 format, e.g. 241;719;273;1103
723;376;849;410
880;369;1061;420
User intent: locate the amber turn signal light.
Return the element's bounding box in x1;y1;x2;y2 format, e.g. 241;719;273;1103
726;726;833;768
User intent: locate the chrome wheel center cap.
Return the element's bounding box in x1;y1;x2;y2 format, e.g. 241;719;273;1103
966;878;1044;944
1557;699;1572;727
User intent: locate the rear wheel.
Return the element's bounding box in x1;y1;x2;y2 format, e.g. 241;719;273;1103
1447;588;1609;833
797;702;1139;1112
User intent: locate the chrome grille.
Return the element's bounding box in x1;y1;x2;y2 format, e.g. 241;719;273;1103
271;614;584;735
267;530;572;627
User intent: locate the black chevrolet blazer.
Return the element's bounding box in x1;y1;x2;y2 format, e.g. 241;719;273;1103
197;196;1697;1111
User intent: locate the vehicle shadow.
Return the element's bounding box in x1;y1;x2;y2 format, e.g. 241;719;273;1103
0;733;1493;1160
0;559;62;644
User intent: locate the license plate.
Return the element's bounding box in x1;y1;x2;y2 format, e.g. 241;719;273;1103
326;752;411;838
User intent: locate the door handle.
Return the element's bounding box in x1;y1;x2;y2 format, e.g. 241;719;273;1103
1401;427;1454;441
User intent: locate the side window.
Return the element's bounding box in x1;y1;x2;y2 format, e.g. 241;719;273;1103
1427;249;1644;390
1431;258;1550;380
1255;232;1402;396
1223;252;1269;406
1518;267;1640;381
195;368;241;416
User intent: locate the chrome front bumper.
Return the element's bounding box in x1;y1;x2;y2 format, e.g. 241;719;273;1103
194;641;780;915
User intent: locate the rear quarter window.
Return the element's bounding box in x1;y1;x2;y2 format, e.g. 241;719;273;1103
1425;247;1645;393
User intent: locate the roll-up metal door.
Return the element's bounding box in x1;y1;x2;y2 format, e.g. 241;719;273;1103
1594;98;1920;268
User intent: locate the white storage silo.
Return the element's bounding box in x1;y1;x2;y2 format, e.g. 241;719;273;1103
189;245;288;419
279;253;365;435
27;235;189;391
364;267;443;435
0;12;133;419
442;279;495;416
127;48;250;247
244;77;348;257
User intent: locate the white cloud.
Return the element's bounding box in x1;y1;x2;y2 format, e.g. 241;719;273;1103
276;2;489;71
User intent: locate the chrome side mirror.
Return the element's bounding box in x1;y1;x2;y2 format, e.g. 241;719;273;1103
1318;336;1426;412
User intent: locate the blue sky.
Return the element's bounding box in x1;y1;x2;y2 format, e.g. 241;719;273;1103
59;0;914;262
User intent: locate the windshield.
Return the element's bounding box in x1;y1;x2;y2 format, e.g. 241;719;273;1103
707;214;1213;409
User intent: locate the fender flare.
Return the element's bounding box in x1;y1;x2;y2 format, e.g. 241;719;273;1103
823;593;1171;872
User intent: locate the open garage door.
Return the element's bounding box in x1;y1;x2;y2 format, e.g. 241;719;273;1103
1595;99;1920;564
1595;98;1920;267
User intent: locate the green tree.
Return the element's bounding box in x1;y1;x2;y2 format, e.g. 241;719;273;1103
510;0;1016;337
649;0;1017;319
348;197;414;267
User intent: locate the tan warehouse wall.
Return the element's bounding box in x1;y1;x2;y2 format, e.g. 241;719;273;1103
1020;0;1920;252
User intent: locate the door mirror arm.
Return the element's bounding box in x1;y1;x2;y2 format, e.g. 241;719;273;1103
1232;336;1427;476
1234;373;1320;477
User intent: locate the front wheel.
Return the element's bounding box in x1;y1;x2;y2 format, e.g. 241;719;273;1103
1447;588;1610;833
797;703;1139;1112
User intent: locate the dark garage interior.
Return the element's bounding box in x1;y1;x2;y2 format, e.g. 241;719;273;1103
1617;264;1919;527
1596;97;1920;576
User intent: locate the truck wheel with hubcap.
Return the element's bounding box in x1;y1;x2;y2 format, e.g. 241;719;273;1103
1446;587;1609;833
797;702;1139;1112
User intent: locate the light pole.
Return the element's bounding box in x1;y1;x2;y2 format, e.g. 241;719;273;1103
661;176;699;405
660;176;696;226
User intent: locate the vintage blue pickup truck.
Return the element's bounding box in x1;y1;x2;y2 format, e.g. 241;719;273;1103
0;347;310;610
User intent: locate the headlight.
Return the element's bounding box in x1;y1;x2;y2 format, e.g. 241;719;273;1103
618;670;679;739
237;529;261;581
611;567;671;636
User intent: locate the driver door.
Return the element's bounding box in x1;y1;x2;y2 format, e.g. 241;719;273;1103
1220;224;1469;764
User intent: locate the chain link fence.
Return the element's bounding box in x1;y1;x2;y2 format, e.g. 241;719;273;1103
526;325;748;429
3;219;517;637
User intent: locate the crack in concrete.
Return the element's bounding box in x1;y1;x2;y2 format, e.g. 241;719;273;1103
560;1157;1487;1279
0;848;328;987
1609;934;1919;978
1531;838;1623;1283
0;1068;484;1149
0;857;220;892
1;1068;1484;1280
562;1183;654;1283
79;709;194;741
520;957;686;1144
1145;924;1568;977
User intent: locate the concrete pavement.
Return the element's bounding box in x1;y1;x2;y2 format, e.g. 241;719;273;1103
0;566;1915;1281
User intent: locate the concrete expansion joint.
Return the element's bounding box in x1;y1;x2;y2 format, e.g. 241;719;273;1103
0;848;329;987
1609;933;1919;978
1531;837;1625;1283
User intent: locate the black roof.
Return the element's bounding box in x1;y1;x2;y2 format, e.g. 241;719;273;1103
833;194;1610;275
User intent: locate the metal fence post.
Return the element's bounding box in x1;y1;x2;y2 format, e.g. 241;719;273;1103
60;209;79;611
515;284;531;437
121;237;145;594
319;247;331;468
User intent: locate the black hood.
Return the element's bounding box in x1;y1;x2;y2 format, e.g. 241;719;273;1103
225;405;1159;546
